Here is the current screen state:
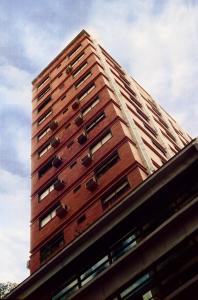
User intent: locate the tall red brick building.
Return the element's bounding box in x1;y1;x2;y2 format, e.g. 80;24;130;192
6;30;197;300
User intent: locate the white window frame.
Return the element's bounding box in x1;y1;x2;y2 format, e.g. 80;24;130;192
90;132;112;155
86;112;105;133
82;97;100;116
75;72;92;88
39;183;54;201
73;62;88;78
78;84;95;102
71;53;85;67
37;76;49;89
38;86;50;100
68;44;82;57
40;207;57;228
102;181;128;206
39;143;52;157
38;110;52;125
38;127;50;140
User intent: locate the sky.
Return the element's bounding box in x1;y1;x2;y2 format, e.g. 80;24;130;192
0;0;197;283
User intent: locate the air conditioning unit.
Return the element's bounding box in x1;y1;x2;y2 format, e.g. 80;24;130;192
81;153;92;166
74;114;83;126
66;64;72;74
54;179;65;191
72;100;79;110
85;177;98;191
77;132;87;145
51;137;60;148
56;204;68;218
52;156;62;168
49;120;58;131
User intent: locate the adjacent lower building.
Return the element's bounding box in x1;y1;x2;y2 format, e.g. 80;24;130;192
5;30;197;300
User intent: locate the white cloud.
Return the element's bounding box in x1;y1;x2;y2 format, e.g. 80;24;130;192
18;23;63;71
0;64;32;111
87;0;198;136
0;169;30;282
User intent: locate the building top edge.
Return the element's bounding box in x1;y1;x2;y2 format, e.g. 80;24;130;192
32;29;90;85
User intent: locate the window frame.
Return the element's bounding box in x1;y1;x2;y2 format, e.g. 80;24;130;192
38;109;52;125
40;204;60;228
71;52;85;67
38;127;50;140
82;96;100;117
95;151;120;179
75;72;92;89
38;85;50;100
38;143;52;158
37;96;51;113
38;158;53;177
73;62;88;78
37;76;49;89
78;84;95;102
39;181;55;201
101;179;130;208
85;112;105;133
68;44;82;58
90;131;112;155
40;232;64;263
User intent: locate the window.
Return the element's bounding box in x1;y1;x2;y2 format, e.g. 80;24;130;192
75;72;92;88
38;159;53;177
52;278;79;300
90;131;112;155
68;44;82;57
38;127;50;140
78;84;95;102
37;76;49;89
38;143;52;157
39;181;55;201
101;179;130;208
82;97;99;116
110;233;137;262
85;112;105;133
40;232;64;263
80;255;110;286
120;273;150;299
38;85;50;100
73;62;88;78
40;205;60;228
95;152;119;178
37;96;51;113
38;110;52;125
71;52;85;67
